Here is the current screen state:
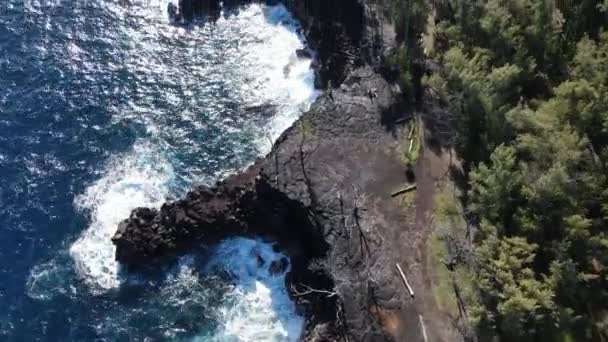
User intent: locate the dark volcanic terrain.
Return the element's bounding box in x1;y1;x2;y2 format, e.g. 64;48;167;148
113;1;457;341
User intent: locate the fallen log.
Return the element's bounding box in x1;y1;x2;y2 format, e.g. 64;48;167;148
419;315;428;342
396;263;415;298
391;184;417;197
408;137;415;154
407;123;415;140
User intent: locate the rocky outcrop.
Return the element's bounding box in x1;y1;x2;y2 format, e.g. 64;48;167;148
284;0;369;86
113;1;422;341
173;0;221;22
113;169;329;272
114;67;412;341
170;0;382;87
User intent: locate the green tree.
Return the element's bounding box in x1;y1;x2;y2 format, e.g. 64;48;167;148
469;145;521;237
425;2;608;339
473;236;556;341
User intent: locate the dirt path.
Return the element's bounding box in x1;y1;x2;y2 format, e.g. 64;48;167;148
383;116;463;342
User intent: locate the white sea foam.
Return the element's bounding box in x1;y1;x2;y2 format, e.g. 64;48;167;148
14;1;315;341
59;2;312;340
204;238;303;342
221;4;319;150
69;143;173;293
67;2;317;294
80;239;302;340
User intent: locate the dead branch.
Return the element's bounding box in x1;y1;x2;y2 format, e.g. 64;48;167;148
291;283;338;298
419;315;429;342
452;279;468;320
396;263;415;298
338;191;349;238
391;184;417;197
353;206;371;257
408;122;415;139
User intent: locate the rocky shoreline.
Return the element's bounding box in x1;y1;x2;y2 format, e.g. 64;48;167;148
169;0;380;87
112;1;419;341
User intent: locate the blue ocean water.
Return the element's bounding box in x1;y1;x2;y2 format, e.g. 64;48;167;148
0;1;317;340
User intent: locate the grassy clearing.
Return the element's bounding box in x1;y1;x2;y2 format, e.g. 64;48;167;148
427;183;478;325
428;230;459;314
401;118;420;167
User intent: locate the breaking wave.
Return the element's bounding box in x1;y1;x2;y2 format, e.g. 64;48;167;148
21;2;316;341
69;2;317;293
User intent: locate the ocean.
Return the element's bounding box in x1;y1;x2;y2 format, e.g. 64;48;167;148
0;1;318;340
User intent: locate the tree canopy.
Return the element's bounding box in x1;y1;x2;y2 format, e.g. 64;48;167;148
422;0;608;340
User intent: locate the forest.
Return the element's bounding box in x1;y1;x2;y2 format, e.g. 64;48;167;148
390;0;608;340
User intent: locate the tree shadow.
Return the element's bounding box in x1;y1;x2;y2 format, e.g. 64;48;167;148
418;87;459;157
380;98;412;137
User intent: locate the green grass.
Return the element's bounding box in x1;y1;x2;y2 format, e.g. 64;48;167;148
401;119;420;166
427;184;479;323
428;231;460;314
561;332;575;342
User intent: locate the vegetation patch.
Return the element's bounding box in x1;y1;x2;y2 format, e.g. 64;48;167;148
401;119;420;167
428;230;459;315
427;183;478;335
422;1;608;340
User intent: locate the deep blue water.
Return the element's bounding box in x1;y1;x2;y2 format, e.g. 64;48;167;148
0;1;316;340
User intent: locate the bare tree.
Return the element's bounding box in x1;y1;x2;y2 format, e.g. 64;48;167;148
291;283;338;298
